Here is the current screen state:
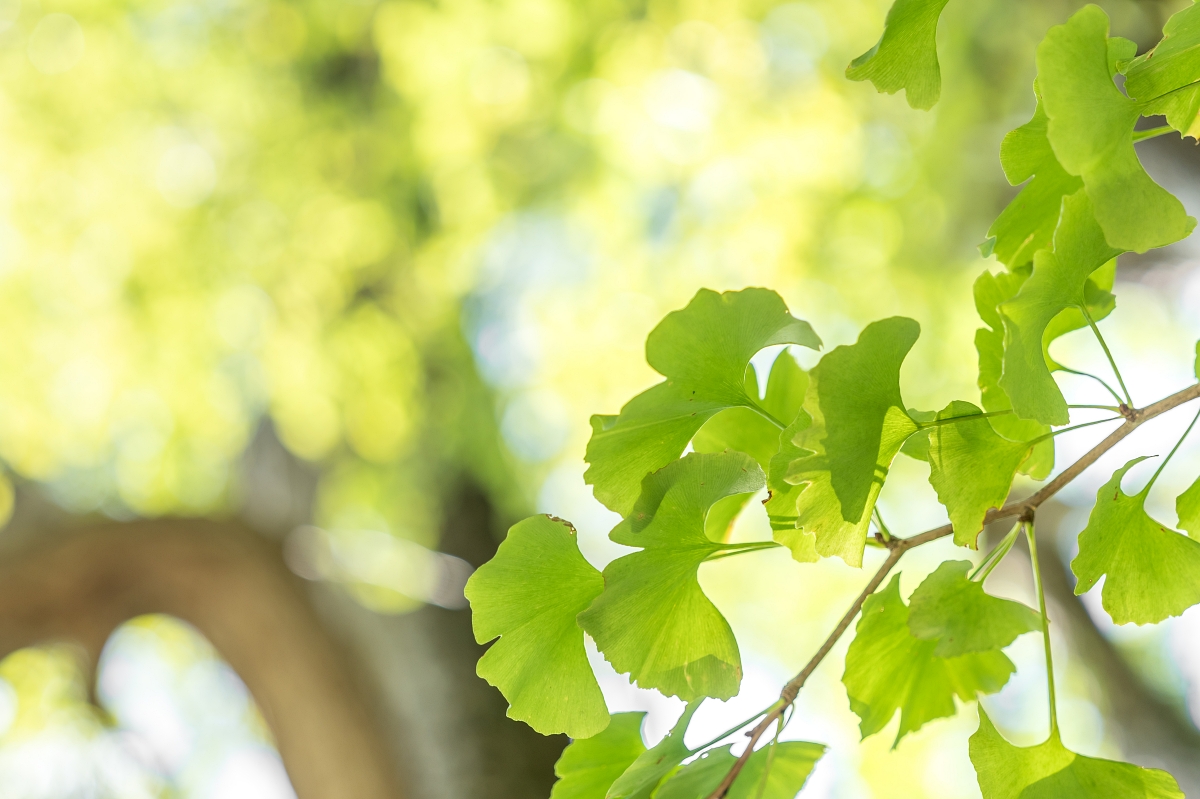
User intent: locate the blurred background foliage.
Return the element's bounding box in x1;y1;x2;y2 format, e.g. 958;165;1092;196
1;0;1200;796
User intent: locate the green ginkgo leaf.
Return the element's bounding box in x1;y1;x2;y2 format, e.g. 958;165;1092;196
1177;475;1200;539
970;710;1184;798
1123;2;1200;137
818;317;920;523
764;405;820;564
907;561;1042;657
607;704;699;799
983;93;1083;268
551;713;648;799
579;452;764;701
843;575;1016;747
585;288;820;517
846;0;952;110
927;401;1033;548
973;270;1054;480
656;740;826;799
1038;5;1195;252
1073;457;1200;624
1000;190;1121;425
466;514;609;738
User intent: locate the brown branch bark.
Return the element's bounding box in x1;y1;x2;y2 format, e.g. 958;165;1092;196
0;518;405;799
707;381;1200;798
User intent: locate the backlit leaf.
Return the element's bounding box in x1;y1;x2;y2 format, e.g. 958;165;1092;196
1123;3;1200;137
584;289;819;516
907;561;1041;658
1072;457;1200;624
843;574;1016;747
1177;475;1200;539
846;0;952;110
656;740;826;799
970;710;1184;798
579;452;764;700
927;401;1032;548
466;515;609;738
607;703;699;799
551;713;648;799
1038;5;1195;252
999;190;1120;425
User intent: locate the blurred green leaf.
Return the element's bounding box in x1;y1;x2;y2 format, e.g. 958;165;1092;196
846;0;952;110
656;740;826;799
1177;475;1200;539
466;514;609;738
607;704;699;799
907;561;1041;657
551;713;647;799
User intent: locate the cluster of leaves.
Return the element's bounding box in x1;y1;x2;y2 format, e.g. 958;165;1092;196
467;3;1200;798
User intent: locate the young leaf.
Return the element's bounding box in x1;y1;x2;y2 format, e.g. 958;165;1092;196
817;317;920;523
1038;5;1195;252
843;574;1016;747
465;515;609;738
907;561;1042;657
984;94;1083;268
656;741;826;799
927;401;1032;548
845;0;952;110
973;271;1054;480
970;710;1184;798
607;703;699;799
551;713;648;799
1177;475;1200;539
584;288;820;516
1123;3;1200;137
579;452;764;701
999;191;1120;425
1072;457;1200;625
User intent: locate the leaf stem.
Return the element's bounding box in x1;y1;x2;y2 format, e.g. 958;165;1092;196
707;541;782;561
1147;404;1200;491
1080;303;1133;407
1067;403;1123;412
1025;520;1059;739
873;506;893;542
749;403;788;431
1058;365;1126;406
917;409;1013;428
703;381;1200;799
969;521;1021;582
1026;415;1123;447
1132;124;1175;143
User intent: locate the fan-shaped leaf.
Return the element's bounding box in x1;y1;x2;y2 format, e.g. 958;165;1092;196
846;0;951;110
907;561;1041;658
551;713;648;799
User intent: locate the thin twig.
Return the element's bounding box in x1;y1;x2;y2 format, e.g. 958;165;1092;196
704;381;1200;799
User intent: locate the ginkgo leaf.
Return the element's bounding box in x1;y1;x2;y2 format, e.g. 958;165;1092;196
656;741;826;799
973;271;1054;480
1000;190;1121;425
1195;340;1199;378
818;316;920;523
1038;5;1195;252
843;575;1016;747
1177;475;1200;539
983;93;1083;268
1073;457;1200;625
846;0;951;110
927;401;1033;548
1123;3;1200;137
551;713;648;799
466;514;609;738
579;452;764;700
585;288;820;516
970;710;1184;798
907;561;1042;657
607;703;699;799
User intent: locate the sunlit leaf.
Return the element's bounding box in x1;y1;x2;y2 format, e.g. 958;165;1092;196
607;704;699;799
656;740;826;799
579;452;764;700
1072;457;1200;624
551;713;648;799
1177;474;1200;539
1123;3;1200;137
584;288;819;516
999;191;1120;425
843;575;1016;746
466;514;609;738
846;0;952;110
1038;6;1195;252
970;710;1184;798
927;401;1032;548
907;561;1041;657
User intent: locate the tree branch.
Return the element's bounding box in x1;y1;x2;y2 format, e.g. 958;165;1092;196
706;381;1200;799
